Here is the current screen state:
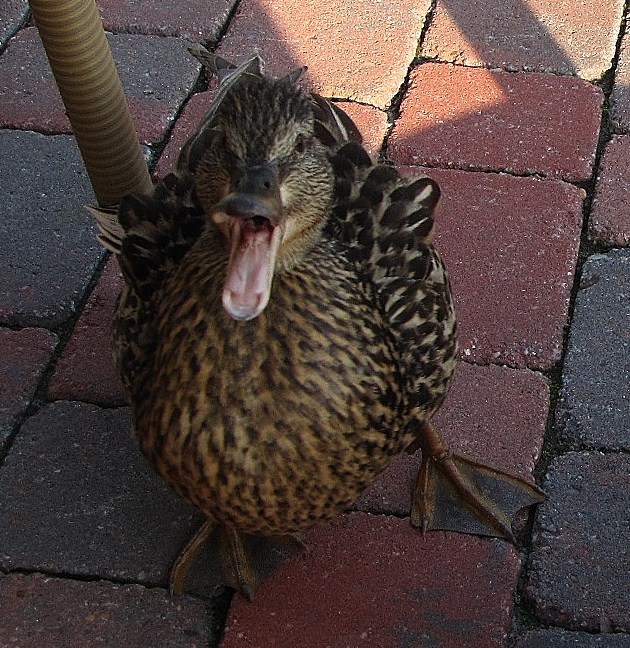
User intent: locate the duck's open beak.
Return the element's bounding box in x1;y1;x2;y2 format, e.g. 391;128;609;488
212;163;283;321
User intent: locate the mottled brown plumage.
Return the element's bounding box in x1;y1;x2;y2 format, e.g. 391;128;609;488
93;49;544;598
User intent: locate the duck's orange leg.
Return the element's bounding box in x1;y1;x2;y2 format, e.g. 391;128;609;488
409;421;545;541
169;519;216;596
169;521;305;600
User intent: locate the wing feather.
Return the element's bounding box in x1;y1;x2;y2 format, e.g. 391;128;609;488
114;172;204;299
329;142;458;416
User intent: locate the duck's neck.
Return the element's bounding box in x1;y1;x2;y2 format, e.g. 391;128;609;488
275;216;328;274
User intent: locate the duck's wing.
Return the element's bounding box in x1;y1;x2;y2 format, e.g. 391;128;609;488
329;142;457;413
92;172;204;301
309;93;362;148
330;143;546;540
119;172;204;301
92;172;204;399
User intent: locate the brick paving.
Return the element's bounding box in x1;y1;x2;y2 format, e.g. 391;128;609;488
222;516;521;648
526;452;630;633
389;65;603;181
590;136;630;245
47;256;126;406
0;573;209;647
0;28;201;144
0;1;628;646
421;0;625;80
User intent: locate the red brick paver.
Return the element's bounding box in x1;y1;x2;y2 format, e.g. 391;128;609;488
222;513;520;648
590;135;630;245
48;256;126;406
422;0;624;80
389;63;603;181
215;0;432;108
155;91;217;179
358;362;548;516
0;572;208;648
427;168;583;370
0;28;70;134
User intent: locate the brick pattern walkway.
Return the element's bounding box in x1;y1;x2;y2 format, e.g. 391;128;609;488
1;1;629;646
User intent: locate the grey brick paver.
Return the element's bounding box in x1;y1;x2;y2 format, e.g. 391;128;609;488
526;452;630;633
556;249;630;451
516;630;630;647
0;28;200;144
0;0;27;50
0;328;57;451
47;256;126;406
0;401;201;585
0;130;101;328
97;0;237;43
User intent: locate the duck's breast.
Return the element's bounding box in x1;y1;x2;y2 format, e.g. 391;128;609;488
134;245;405;534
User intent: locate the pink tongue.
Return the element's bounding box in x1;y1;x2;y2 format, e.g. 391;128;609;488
223;222;281;321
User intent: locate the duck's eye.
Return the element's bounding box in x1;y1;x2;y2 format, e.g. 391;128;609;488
295;135;307;154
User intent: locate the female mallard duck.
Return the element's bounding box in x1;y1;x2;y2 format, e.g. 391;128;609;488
94;48;544;599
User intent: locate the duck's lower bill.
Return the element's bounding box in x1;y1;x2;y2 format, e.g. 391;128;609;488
222;217;283;321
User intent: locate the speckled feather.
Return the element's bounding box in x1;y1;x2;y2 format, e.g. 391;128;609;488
99;55;457;537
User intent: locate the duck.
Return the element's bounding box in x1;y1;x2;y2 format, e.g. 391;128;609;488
92;47;545;599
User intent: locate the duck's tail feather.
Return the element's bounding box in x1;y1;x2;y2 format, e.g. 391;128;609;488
310;94;363;147
87;205;125;254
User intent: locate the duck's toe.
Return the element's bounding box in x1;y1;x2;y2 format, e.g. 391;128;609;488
169;521;305;600
409;421;546;541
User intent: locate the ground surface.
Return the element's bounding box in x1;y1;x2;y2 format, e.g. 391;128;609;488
0;1;629;646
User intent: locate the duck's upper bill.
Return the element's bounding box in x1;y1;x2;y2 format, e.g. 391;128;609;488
211;159;286;321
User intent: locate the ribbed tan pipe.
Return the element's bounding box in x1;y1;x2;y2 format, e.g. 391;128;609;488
29;0;153;206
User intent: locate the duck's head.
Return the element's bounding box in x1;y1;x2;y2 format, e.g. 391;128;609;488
184;58;335;322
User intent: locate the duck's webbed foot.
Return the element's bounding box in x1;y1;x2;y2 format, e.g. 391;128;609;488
408;421;545;541
169;520;305;600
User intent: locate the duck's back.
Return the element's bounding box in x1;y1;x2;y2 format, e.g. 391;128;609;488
133;232;405;535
